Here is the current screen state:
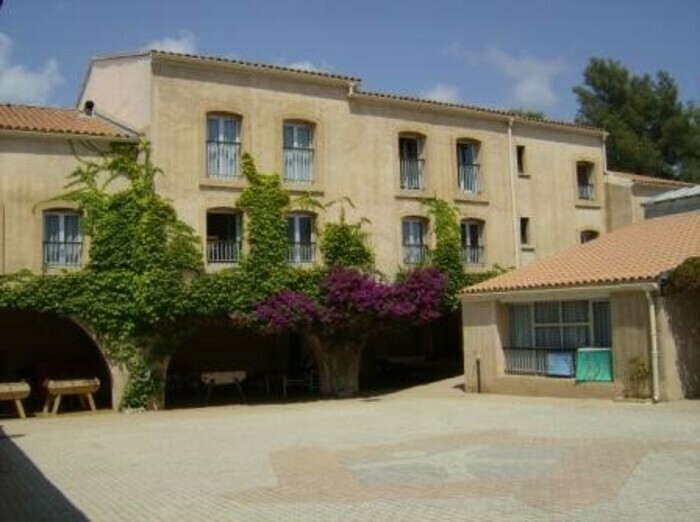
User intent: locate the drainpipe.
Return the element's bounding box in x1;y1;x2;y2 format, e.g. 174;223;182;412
644;289;660;402
507;118;521;268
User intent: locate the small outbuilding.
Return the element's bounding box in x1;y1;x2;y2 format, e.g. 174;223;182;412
460;211;700;401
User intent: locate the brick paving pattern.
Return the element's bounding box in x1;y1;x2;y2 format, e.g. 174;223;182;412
1;378;699;521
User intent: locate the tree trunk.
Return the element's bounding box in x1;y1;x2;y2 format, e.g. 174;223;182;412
305;334;366;398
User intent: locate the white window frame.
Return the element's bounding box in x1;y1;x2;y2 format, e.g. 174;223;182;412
43;210;82;267
206;114;241;178
287;213;315;264
283;122;315;183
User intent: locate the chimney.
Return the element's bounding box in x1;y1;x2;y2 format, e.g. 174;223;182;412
84;100;95;117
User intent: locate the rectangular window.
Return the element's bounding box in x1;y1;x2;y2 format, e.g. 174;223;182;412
457;142;480;194
283;122;314;183
520;217;530;245
516;145;526;174
287;214;314;263
460;220;484;265
399;136;425;190
206;213;242;264
504;300;612;377
402;218;427;264
43;211;82;267
207;115;241;178
576;162;595;200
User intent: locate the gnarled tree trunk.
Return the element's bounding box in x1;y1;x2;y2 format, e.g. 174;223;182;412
305;334;366;398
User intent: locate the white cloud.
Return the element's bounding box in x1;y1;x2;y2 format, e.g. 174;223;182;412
448;44;566;109
419;84;460;103
285;60;319;72
144;30;197;54
0;33;63;105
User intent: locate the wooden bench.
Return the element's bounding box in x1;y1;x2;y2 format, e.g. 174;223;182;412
42;378;100;415
0;381;31;419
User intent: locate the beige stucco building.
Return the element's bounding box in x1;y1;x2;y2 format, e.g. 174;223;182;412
461;211;700;401
77;50;615;277
0;50;688;411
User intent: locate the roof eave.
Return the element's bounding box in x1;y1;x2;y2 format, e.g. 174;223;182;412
0;128;138;142
460;281;659;302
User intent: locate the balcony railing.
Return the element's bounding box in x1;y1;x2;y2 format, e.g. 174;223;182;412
403;244;428;265
43;241;82;267
458;163;480;194
578;183;595;200
400;158;424;190
283;147;314;184
503;347;576;377
207;141;241;179
461;245;484;265
207;239;241;264
288;242;315;264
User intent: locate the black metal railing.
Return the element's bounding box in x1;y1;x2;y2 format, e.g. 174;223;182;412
283;147;314;183
461;245;484;265
43;241;82;267
400;158;425;190
206;240;242;263
458;163;480;194
403;244;428;265
288;242;315;264
206;141;241;179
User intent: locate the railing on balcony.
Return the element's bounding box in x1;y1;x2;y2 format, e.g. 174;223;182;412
403;244;428;265
578;183;595;200
503;347;577;377
207;141;241;179
458;163;480;194
43;241;82;267
461;245;484;265
400;158;424;190
207;239;241;264
288;242;315;264
283;147;314;184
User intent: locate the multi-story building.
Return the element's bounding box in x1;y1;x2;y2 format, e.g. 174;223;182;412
1;49;674;409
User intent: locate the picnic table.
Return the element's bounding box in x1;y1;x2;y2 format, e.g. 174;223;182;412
0;381;31;419
42;378;100;415
200;371;246;405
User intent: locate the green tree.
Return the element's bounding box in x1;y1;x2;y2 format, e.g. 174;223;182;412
574;58;700;181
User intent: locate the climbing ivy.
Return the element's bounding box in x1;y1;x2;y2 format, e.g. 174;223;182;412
320;198;374;271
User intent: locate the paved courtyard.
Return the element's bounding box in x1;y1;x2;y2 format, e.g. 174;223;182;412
1;378;700;521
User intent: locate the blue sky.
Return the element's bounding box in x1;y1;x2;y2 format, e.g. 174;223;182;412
0;0;698;120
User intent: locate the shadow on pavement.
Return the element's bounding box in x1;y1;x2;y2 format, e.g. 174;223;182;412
0;425;89;521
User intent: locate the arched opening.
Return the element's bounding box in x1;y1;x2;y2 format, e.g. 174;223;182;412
165;320;303;408
0;310;112;416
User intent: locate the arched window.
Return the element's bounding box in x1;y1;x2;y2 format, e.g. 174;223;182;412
401;217;428;264
287;213;315;264
580;229;599;244
283;121;315;183
206;209;242;263
456;140;481;194
43;209;82;267
206;113;241;179
399;133;426;190
461;219;485;265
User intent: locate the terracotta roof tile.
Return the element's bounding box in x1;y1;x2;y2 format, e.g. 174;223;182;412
0;104;136;139
607;170;695;188
463;211;700;294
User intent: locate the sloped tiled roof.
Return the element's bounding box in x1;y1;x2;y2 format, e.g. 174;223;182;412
607;170;694;188
463;211;700;295
150;50;362;83
93;50;604;134
643;185;700;206
0;104;136;138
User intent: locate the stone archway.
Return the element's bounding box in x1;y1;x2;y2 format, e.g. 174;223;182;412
164;320;290;408
0;310;113;415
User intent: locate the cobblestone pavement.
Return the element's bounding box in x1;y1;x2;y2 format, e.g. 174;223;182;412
2;378;700;521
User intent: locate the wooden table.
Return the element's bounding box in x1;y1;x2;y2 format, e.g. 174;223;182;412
0;381;31;419
43;378;100;415
200;371;246;405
